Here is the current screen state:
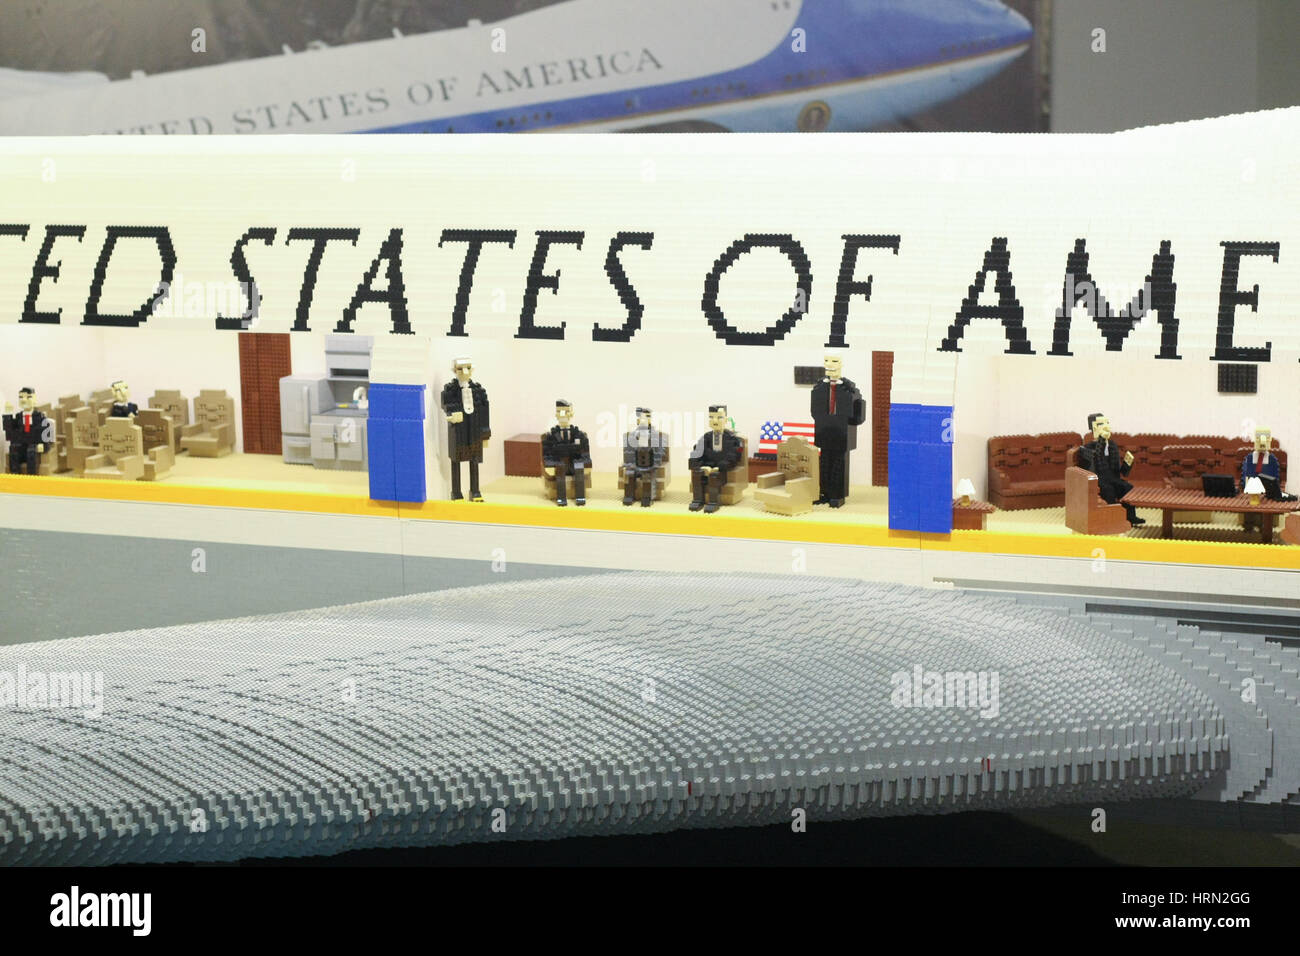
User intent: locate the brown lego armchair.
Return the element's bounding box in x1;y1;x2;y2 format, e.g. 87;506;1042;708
1064;454;1131;536
136;409;175;480
180;390;236;458
148;390;191;454
83;417;145;481
755;437;820;516
1282;514;1300;547
617;435;672;501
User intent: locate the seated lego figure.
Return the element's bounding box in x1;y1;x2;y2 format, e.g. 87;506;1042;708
755;437;820;516
1078;412;1144;526
689;404;743;513
3;387;50;475
542;399;591;507
109;379;138;419
622;407;668;507
1242;427;1293;500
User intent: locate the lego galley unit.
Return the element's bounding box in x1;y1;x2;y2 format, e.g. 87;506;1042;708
0;109;1298;587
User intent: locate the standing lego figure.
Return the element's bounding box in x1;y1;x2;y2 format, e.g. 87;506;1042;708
3;387;50;475
542;399;591;507
810;354;866;507
623;407;667;507
109;380;138;419
689;404;743;513
440;357;490;501
1078;412;1144;526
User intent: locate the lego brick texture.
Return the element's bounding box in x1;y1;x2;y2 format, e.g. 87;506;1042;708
2;572;1290;865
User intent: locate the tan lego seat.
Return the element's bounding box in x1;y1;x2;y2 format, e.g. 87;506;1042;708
543;460;595;501
136;408;175;480
180;390;236;457
718;436;749;505
65;406;101;476
755;437;820;516
148;390;191;454
83;417;145;481
617;442;671;501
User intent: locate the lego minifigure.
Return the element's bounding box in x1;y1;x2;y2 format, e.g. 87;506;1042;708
1078;412;1144;526
1242;427;1295;524
688;404;743;513
440;357;490;501
541;399;591;507
109;380;138;419
810;354;866;508
3;387;50;475
622;407;667;507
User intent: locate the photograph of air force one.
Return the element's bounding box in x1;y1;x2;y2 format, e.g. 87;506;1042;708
0;0;1039;135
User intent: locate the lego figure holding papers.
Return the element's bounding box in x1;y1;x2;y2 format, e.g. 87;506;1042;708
1078;412;1144;526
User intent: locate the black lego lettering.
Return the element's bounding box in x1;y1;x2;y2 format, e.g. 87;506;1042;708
339;228;411;334
516;230;583;340
83;226;176;327
938;237;1034;354
828;234;900;348
702;234;813;346
1048;239;1181;359
215;227;276;330
285;227;361;332
592;231;654;343
20;225;84;324
439;229;517;337
1212;240;1279;363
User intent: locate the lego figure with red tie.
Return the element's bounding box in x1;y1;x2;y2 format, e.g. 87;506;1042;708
810;355;866;508
3;387;50;475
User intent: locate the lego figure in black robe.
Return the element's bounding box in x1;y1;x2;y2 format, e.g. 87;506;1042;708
109;380;138;419
688;404;743;513
441;357;490;501
623;407;667;507
3;387;50;475
542;399;591;507
810;355;866;508
1078;412;1144;526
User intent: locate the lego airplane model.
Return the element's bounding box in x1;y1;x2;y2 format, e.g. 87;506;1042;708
0;0;1032;135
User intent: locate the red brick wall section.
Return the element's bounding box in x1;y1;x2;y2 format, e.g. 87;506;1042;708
238;333;292;455
871;351;893;486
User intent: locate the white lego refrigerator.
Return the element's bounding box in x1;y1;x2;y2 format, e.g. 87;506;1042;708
279;376;331;465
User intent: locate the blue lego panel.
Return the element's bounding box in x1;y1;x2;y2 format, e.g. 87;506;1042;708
916;441;953;533
918;405;954;445
889;403;922;445
888;438;919;529
367;417;396;501
368;383;426;421
391;419;426;503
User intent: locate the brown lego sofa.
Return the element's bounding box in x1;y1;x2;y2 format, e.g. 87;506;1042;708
992;431;1287;511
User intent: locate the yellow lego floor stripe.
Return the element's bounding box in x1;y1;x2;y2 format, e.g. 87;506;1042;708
2;474;1297;569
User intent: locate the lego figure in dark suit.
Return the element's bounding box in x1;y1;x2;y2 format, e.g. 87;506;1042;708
109;380;138;419
623;407;667;507
688;404;743;513
810;355;866;508
3;387;50;475
440;357;490;501
542;399;591;507
1078;412;1144;526
1242;427;1282;485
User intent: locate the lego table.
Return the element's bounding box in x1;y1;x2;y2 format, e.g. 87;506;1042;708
952;498;995;530
1122;486;1300;544
503;433;543;477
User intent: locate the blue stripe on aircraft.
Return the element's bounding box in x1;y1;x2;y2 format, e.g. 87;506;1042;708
363;0;1031;134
